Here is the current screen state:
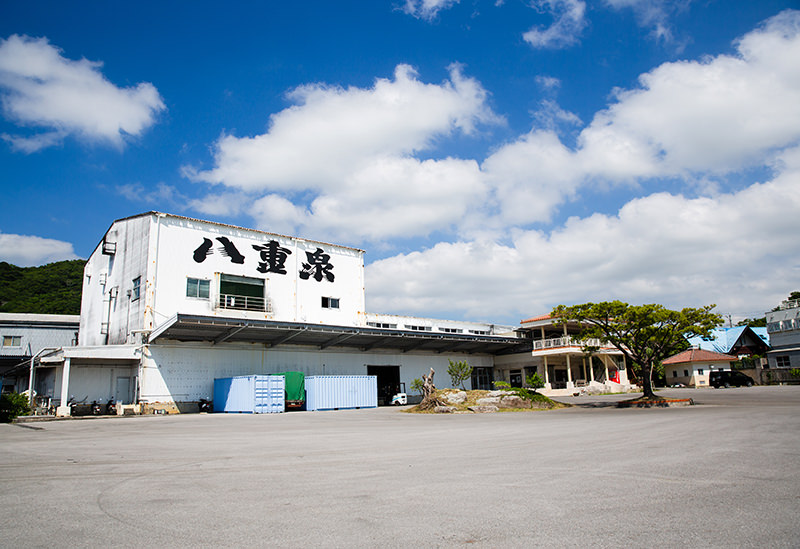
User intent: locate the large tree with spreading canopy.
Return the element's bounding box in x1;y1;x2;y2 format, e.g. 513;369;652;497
551;301;722;399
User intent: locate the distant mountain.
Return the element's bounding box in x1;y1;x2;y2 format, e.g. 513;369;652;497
0;260;85;315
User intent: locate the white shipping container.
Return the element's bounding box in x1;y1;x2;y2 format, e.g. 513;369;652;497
304;375;377;411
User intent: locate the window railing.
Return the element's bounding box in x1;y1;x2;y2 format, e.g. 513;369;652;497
218;293;270;313
532;336;607;350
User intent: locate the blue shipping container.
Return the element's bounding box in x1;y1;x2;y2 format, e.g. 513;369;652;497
304;375;378;411
213;375;285;413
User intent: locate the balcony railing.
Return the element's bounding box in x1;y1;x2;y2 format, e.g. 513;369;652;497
218;293;270;313
532;336;607;351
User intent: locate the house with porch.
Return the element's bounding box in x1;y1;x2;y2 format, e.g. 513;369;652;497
494;314;636;395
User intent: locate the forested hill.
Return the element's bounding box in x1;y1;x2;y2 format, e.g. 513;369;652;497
0;260;86;315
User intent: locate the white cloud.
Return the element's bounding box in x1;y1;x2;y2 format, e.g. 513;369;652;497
188;64;501;242
401;0;460;21
0;34;165;152
604;0;690;43
523;0;587;49
367;148;800;322
482;9;800;225
0;232;79;267
577;9;800;177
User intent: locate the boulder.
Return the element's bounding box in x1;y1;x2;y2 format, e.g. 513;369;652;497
443;391;467;404
468;405;499;413
477;396;501;406
434;406;457;413
497;395;529;409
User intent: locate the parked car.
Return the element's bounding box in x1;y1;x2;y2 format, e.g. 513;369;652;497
710;370;754;388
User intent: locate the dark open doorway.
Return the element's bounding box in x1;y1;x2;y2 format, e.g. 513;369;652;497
367;365;400;406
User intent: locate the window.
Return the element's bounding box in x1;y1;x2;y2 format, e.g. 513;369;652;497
367;322;396;329
187;278;210;299
673;371;678;378
131;276;141;301
698;368;704;375
219;274;266;311
469;329;489;335
684;370;689;377
440;327;463;334
2;336;22;347
321;297;340;309
776;355;791;368
406;325;432;332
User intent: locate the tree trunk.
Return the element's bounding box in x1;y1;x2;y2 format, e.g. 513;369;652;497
642;361;657;399
418;367;445;410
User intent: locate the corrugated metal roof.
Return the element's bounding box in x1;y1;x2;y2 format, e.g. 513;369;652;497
148;314;529;355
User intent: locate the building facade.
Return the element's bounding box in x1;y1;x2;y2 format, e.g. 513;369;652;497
766;299;800;369
45;212;526;414
0;313;79;395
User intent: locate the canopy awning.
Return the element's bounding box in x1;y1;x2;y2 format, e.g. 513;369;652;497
149;314;529;355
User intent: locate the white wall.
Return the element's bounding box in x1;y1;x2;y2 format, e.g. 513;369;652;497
81;213;368;346
148;215;366;329
139;341;494;402
80;215;151;346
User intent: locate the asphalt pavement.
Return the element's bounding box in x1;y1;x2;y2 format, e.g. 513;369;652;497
2;386;798;548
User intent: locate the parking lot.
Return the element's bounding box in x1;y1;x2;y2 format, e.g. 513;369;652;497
2;386;799;548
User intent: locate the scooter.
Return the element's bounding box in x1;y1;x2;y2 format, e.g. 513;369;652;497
106;398;117;415
67;395;87;416
198;398;212;413
91;400;102;415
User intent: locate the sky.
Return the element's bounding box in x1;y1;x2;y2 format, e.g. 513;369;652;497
1;0;799;326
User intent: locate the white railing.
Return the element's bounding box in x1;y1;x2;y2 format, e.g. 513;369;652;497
532;336;607;351
218;293;271;313
779;299;800;310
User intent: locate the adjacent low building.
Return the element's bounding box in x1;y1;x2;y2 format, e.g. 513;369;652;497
0;313;79;395
662;348;738;387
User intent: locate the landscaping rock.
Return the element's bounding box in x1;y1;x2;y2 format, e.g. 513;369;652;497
476;396;501;406
497;395;529;409
443;391;467;405
434;406;457;413
468;405;499;413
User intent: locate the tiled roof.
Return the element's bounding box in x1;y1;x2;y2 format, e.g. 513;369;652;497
521;314;552;324
663;348;738;365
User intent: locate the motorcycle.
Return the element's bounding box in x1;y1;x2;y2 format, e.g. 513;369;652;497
67;395;87;416
106;398;117;415
198;398;212;413
91;400;102;415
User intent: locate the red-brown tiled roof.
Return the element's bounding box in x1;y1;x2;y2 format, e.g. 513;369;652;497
662;348;738;365
521;313;552;324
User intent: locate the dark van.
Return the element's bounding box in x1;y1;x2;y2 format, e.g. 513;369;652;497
710;370;754;388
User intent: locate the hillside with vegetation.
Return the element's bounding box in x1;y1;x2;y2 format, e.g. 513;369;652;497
0;260;85;315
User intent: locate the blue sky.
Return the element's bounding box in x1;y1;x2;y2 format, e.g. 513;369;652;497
1;0;799;325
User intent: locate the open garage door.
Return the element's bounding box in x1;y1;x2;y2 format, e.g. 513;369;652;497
367;365;400;406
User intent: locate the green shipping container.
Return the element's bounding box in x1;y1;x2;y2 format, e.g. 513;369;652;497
277;372;305;406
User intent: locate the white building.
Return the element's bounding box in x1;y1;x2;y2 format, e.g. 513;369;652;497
44;212;525;414
766;298;800;370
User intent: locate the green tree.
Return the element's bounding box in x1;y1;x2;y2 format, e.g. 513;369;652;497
525;372;545;392
0;260;85;314
447;359;473;390
552;301;722;400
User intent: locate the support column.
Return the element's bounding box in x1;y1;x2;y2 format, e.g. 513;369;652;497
543;356;550;389
603;355;610;383
589;354;595;382
566;354;573;388
57;357;71;417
